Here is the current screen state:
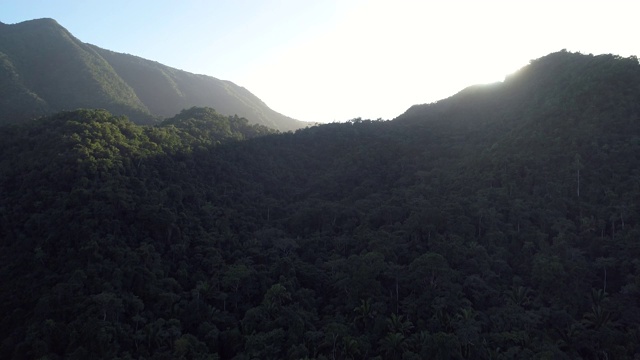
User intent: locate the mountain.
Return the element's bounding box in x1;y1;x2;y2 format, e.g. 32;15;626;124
0;18;307;131
1;51;640;359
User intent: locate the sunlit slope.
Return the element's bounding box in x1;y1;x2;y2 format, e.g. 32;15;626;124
92;46;305;131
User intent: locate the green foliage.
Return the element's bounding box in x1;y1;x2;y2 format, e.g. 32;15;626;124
2;51;640;359
159;107;275;147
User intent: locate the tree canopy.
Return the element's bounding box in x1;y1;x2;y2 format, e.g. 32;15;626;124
2;51;640;359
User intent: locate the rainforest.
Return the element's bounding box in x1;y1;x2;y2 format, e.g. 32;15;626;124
1;19;640;360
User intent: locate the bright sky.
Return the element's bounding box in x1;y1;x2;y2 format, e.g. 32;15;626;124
1;0;639;123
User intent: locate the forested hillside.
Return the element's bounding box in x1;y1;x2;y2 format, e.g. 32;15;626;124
0;18;306;131
91;47;304;131
1;51;640;359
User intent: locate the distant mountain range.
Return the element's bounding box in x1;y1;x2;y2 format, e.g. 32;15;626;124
0;18;308;131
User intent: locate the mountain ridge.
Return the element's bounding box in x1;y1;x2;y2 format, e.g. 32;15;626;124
397;50;640;124
0;18;307;131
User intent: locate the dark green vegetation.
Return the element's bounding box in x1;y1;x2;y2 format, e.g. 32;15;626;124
0;18;306;131
2;51;640;359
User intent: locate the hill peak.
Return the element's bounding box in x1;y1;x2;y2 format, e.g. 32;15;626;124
11;17;61;28
396;50;640;125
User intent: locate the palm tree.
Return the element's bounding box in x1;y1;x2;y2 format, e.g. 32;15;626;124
353;298;374;330
386;313;414;335
380;332;406;360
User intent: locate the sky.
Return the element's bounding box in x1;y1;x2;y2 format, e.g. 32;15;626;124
1;0;639;123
